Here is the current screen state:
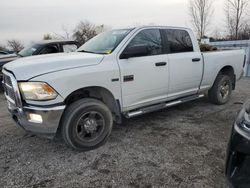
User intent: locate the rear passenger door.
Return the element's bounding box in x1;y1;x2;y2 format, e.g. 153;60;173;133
162;29;203;99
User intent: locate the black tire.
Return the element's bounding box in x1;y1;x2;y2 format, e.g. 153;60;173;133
61;98;113;151
208;74;233;105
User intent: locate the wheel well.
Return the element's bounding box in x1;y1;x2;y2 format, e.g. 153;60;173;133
219;66;236;90
64;86;122;124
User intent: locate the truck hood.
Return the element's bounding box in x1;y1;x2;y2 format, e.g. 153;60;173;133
3;52;104;80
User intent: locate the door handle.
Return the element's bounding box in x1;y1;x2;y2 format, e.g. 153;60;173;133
192;58;201;62
155;62;167;67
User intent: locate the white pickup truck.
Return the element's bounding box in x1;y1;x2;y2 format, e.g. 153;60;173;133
2;26;245;150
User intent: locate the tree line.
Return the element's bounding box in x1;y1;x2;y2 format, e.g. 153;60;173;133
0;21;107;53
189;0;250;40
42;21;108;44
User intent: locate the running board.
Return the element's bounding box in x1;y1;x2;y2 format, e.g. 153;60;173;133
125;94;204;118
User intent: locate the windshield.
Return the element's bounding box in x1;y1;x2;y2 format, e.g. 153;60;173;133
77;29;132;54
18;44;41;57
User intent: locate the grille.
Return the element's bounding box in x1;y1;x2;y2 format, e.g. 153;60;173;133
2;73;16;104
3;74;12;87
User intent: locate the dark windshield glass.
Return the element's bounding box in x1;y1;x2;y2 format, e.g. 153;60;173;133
18;44;41;57
77;29;132;54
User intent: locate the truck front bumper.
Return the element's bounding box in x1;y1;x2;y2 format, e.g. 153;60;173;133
2;69;65;138
7;101;65;138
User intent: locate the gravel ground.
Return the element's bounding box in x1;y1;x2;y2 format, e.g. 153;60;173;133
0;78;249;188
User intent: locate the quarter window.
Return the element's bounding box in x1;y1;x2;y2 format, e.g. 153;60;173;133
164;29;193;53
127;29;163;56
63;44;78;53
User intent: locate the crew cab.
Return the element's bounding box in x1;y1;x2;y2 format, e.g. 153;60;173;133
2;26;245;151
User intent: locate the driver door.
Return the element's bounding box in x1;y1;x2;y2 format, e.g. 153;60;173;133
117;29;169;110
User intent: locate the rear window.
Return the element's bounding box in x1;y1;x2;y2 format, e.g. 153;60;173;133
163;29;193;53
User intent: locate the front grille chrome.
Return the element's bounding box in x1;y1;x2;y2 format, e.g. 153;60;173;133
2;70;22;108
3;74;12;88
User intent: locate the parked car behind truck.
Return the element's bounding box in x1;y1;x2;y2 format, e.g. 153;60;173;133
0;51;10;55
0;40;79;81
2;26;245;151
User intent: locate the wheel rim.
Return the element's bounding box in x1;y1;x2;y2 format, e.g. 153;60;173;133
219;80;230;100
75;111;105;143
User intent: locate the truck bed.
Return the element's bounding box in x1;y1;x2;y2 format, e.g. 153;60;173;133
201;49;245;89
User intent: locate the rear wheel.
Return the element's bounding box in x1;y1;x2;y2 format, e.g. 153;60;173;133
208;74;233;105
61;98;113;151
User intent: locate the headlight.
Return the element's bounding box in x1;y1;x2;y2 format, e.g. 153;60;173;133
19;82;58;101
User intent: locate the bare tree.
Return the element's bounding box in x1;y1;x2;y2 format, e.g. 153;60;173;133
7;40;24;52
72;21;105;45
238;23;250;39
43;33;53;40
212;28;224;40
225;0;249;40
189;0;214;40
53;25;72;40
0;44;7;51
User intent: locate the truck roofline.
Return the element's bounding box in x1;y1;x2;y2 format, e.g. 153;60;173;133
116;25;192;32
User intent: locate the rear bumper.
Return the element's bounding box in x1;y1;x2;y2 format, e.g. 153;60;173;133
7;101;65;138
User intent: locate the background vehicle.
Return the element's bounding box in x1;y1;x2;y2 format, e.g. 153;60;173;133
0;40;80;81
2;26;245;151
18;40;80;57
0;51;10;55
226;100;250;188
0;53;19;82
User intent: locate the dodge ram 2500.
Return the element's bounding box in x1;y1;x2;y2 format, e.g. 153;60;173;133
2;26;245;150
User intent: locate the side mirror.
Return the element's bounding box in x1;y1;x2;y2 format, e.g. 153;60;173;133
120;45;149;59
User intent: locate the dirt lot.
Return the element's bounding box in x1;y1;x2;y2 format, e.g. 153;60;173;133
0;78;249;188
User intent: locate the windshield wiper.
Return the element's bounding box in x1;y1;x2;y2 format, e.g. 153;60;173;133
78;50;97;54
78;50;108;55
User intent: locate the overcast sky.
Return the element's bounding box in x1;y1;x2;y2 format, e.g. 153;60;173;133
1;0;226;46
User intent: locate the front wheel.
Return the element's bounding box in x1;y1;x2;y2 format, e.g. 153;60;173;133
61;98;113;151
208;74;233;105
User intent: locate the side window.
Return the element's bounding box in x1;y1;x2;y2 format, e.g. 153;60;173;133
164;29;193;53
62;44;78;53
39;45;59;55
127;29;163;56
